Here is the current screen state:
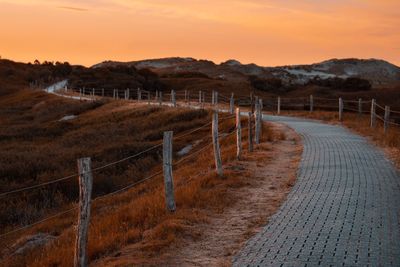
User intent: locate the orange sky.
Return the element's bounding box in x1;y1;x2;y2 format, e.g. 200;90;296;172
0;0;399;67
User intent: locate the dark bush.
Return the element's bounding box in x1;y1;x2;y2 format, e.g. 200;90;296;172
249;75;283;92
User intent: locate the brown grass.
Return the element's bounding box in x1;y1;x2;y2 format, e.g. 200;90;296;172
282;110;400;167
0;89;292;266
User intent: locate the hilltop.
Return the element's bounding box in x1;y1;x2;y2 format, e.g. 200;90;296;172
93;57;400;88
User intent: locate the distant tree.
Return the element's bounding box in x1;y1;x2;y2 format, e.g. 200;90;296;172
342;77;371;91
34;59;41;65
308;77;371;91
249;75;283;92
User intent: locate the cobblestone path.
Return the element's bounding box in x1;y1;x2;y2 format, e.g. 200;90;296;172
233;116;400;267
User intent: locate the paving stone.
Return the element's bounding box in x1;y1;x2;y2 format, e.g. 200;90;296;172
233;116;400;267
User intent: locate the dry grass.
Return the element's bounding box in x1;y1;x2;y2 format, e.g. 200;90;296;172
282;110;400;167
0;89;290;266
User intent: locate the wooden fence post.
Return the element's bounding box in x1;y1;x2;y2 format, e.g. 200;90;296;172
83;88;86;96
199;90;202;105
277;97;281;115
163;131;176;212
248;112;253;152
236;108;242;160
137;88;142;101
74;157;93;267
310;95;314;112
358;98;362;116
92;88;95;98
102;88;104;97
339;97;343;121
212;90;215;105
259;98;263;111
202;91;205;106
214;91;218;110
254;102;260;144
155;90;159;101
230;93;234;114
384;106;390;133
212;111;223;176
184;90;188;103
250;93;254;114
159;91;163;106
370;99;376;128
147;91;151;105
113;89;115;99
171;90;176;107
187;91;190;105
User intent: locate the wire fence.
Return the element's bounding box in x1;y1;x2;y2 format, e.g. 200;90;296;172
0;90;244;250
4;84;399;263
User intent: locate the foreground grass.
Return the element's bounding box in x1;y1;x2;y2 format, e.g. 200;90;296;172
0;89;291;266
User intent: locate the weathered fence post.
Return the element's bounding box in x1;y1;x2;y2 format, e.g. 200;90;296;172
137;88;142;101
384;106;390;133
162;131;176;212
147;91;151;105
199;90;202;105
212;111;223;176
184;90;188;103
187;91;190;105
250;93;254;114
230;93;234;114
259;98;263;111
214;91;218;111
339;97;343;121
116;90;119;100
236;108;242;160
277;97;281;115
155;90;159;101
124;90;127;100
358;98;362;116
248;112;254;152
212;90;215;105
171;90;176;107
159;91;163;106
202;91;205;106
74;157;93;267
370;99;376;128
310;95;314;112
254;102;261;144
101;88;104;97
83;87;86;96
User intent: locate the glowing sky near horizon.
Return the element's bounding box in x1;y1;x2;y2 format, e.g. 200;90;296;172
0;0;399;66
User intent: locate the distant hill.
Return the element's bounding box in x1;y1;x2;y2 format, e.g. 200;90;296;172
93;57;400;88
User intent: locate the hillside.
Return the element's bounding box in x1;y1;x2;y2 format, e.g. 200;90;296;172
94;57;400;88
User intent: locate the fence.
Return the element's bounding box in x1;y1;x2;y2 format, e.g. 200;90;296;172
0;88;267;267
4;85;399;266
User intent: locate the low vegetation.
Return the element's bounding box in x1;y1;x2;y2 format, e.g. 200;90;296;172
283;110;400;167
0;87;293;266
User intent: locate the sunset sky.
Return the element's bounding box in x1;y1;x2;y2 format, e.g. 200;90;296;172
1;0;399;67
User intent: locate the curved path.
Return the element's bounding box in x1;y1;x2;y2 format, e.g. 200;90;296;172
234;115;400;267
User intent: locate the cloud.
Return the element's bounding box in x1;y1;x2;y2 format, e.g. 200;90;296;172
57;5;88;12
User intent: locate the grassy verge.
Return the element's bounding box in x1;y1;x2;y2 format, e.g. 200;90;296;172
281;110;400;167
1;90;292;266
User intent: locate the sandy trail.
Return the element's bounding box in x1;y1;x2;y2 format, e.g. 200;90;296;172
97;122;302;266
